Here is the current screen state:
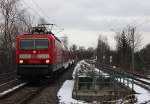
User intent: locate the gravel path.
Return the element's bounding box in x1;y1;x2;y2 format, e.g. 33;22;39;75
27;65;75;104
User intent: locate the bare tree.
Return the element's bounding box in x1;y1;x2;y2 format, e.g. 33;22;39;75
61;35;68;49
115;26;142;71
97;35;110;64
70;44;77;52
0;0;33;72
0;0;33;47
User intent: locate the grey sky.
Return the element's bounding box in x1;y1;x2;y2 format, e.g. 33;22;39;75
23;0;150;49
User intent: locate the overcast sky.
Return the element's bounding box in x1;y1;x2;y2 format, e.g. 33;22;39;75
23;0;150;49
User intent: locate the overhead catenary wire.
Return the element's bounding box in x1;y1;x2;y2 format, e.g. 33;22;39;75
112;15;150;32
21;0;54;28
21;0;65;34
30;0;51;23
21;0;43;20
129;13;150;27
29;0;65;34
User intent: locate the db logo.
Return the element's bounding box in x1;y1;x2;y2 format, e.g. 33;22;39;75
31;54;37;58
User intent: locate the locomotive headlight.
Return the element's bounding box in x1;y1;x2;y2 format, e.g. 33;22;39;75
19;60;23;64
19;54;31;59
46;59;50;64
38;54;49;58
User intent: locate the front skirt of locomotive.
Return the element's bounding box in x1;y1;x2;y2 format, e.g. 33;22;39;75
17;64;53;80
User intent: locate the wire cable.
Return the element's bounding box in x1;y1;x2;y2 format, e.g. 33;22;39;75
21;0;42;20
30;0;66;34
30;0;51;22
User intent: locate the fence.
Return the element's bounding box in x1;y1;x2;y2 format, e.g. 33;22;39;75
73;64;134;102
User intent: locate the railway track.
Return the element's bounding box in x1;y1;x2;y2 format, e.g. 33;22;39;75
133;77;150;86
130;73;150;91
131;73;150;84
0;79;25;94
123;71;150;89
0;63;75;104
131;72;150;80
0;74;48;104
0;83;47;104
100;65;150;89
0;71;16;84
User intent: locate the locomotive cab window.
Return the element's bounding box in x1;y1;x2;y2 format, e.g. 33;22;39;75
20;39;49;50
20;39;34;50
35;39;49;49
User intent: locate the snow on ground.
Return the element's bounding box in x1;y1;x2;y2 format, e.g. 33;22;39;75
72;60;91;79
72;60;109;79
135;89;150;103
58;60;110;104
58;60;150;104
130;81;150;103
58;60;90;104
57;80;88;104
115;75;150;103
94;68;109;77
118;78;150;103
138;78;150;83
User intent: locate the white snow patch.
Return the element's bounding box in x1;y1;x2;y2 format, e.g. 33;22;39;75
118;78;150;103
95;68;109;77
57;80;88;104
59;60;150;103
72;60;109;79
138;78;150;83
133;83;150;103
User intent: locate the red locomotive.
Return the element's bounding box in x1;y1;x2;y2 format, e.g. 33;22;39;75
16;26;74;81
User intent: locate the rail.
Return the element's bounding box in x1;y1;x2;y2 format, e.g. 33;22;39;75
0;83;47;104
101;65;150;89
0;71;16;84
18;85;46;104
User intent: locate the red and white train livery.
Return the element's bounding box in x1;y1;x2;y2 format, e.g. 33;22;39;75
16;27;74;80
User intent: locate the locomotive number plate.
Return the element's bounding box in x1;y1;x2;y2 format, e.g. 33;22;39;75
29;60;39;64
31;54;37;58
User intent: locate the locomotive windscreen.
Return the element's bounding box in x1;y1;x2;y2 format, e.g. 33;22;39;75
35;39;49;49
20;39;34;49
20;39;49;50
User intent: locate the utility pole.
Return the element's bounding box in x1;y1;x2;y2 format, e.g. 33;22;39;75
131;27;135;74
131;27;135;91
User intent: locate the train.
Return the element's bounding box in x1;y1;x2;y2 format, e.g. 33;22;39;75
16;26;74;81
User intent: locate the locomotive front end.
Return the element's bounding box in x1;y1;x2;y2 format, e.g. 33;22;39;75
16;35;54;80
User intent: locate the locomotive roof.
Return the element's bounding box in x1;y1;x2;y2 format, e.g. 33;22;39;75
16;33;62;43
